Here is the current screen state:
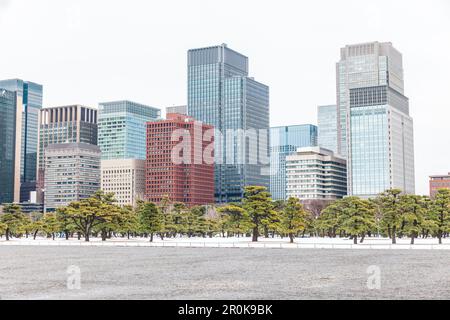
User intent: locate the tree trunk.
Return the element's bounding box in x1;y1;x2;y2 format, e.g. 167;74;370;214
150;233;154;242
33;230;38;240
360;234;365;243
438;234;442;244
353;236;357;244
411;236;415;245
289;233;294;243
101;230;107;241
5;228;9;241
84;227;90;242
252;226;259;242
392;226;397;244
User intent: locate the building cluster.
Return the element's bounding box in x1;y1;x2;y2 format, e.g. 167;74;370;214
2;40;441;213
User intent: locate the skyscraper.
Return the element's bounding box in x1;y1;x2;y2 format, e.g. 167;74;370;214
37;105;98;203
337;42;415;197
145;113;215;206
317;105;338;153
98;100;160;160
0;79;43;202
270;125;318;200
0;89;21;203
188;44;270;203
44;143;101;211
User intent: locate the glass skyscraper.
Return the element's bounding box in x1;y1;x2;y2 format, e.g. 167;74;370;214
98;100;160;160
0;89;20;203
337;42;415;197
270;125;318;200
188;44;270;203
317;105;338;154
0;79;43;202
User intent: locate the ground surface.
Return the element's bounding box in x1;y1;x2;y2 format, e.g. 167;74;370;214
1;246;449;300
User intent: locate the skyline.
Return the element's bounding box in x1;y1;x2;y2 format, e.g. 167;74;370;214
1;0;449;195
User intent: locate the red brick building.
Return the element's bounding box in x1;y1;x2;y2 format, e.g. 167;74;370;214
429;173;450;198
145;113;214;206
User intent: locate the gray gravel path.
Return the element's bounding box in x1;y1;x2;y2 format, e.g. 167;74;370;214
1;246;449;300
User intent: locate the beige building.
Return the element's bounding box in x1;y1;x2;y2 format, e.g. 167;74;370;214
101;159;145;207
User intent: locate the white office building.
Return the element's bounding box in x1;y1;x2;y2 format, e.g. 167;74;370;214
286;147;347;200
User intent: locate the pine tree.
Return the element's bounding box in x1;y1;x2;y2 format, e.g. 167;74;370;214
401;195;427;244
0;203;27;241
217;205;252;237
430;189;450;244
242;186;274;242
42;213;61;240
377;189;403;244
138;202;162;242
279;197;308;243
337;197;375;244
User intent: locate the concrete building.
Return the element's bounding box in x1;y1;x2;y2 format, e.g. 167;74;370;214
429;173;450;198
98;100;160;160
270;125;317;200
101;159;145;207
146;113;214;206
337;42;415;197
166;105;187;115
187;44;270;203
44;143;101;211
37;105;98;203
0;79;43;203
317;105;338;154
286;147;347;200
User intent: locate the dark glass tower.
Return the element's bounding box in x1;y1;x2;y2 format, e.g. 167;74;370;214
0;79;43;202
188;44;270;203
0;89;19;203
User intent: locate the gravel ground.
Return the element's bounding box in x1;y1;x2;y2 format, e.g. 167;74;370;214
1;246;449;300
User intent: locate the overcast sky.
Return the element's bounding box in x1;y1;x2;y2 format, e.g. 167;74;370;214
0;0;449;195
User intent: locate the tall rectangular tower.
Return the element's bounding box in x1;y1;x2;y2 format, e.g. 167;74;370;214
37;105;98;203
337;42;415;197
0;79;43;202
188;44;270;203
145;113;215;206
0;89;22;203
98;100;160;160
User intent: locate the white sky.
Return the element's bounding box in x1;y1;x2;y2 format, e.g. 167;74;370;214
1;0;449;196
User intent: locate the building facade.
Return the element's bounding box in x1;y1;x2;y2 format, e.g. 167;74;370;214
166;105;187;115
44;143;101;211
146;113;214;206
37;105;98;203
270;125;318;200
0;79;43;202
98;100;160;160
101;159;146;207
337;42;415;197
429;173;450;198
187;44;270;203
286;147;347;200
317;105;338;153
0;89;21;203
